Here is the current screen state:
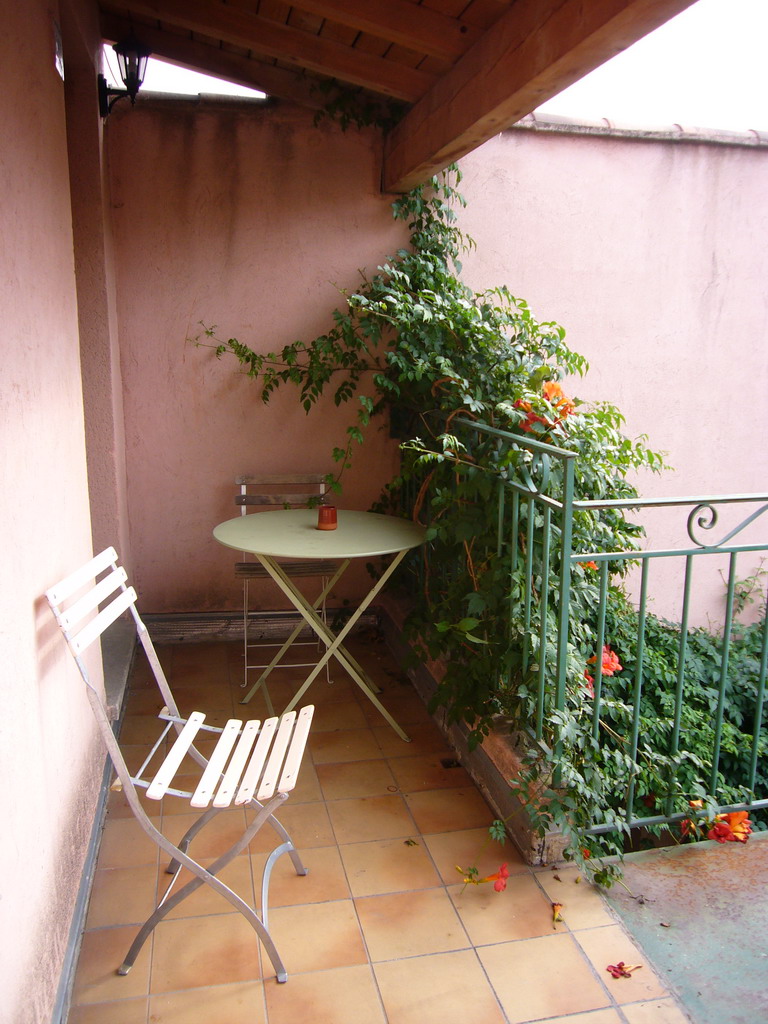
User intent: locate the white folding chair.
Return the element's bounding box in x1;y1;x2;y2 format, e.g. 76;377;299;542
235;474;336;709
46;547;314;984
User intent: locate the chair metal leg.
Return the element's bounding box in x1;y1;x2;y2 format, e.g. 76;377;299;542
118;792;306;983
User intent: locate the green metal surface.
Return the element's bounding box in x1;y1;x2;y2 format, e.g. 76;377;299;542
433;419;768;832
604;833;768;1024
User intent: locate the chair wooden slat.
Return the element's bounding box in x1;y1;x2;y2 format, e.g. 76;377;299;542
146;712;206;800
58;567;128;631
214;720;260;808
277;705;313;794
70;587;137;655
235;716;278;805
191;719;242;808
257;712;296;802
45;546;118;606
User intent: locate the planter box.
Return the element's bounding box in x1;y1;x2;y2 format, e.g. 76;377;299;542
378;593;567;866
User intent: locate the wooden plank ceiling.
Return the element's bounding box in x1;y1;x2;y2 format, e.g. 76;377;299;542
99;0;697;192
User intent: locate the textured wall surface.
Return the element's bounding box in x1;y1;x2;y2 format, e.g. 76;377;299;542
1;1;104;1020
108;98;405;612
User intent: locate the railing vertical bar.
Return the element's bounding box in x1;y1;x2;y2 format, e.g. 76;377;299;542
496;468;505;560
521;497;535;675
553;459;576;781
665;554;693;817
710;551;737;793
508;489;520;634
747;590;768;794
626;560;650;825
591;562;610;741
536;506;552;740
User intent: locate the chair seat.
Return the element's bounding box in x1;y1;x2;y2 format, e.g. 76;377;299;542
144;707;313;809
235;559;337;579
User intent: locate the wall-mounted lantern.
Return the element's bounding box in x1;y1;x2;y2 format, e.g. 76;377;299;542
98;35;152;118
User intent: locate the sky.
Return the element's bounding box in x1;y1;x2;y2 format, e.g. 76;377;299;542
105;0;768;132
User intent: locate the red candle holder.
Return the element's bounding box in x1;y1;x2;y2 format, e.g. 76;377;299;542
316;505;337;530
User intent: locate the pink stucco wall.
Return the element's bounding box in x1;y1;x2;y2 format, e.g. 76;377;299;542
458;127;768;622
1;1;107;1020
107;98;406;612
108;104;768;626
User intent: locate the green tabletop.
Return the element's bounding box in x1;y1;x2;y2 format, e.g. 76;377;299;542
214;509;426;560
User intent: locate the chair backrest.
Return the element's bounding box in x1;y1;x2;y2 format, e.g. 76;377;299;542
235;474;329;516
45;548;184;800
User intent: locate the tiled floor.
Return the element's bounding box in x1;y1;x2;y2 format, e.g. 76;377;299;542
67;638;691;1024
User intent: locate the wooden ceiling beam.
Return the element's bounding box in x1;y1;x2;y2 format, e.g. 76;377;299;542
382;0;698;192
284;0;480;60
101;11;324;108
113;0;434;101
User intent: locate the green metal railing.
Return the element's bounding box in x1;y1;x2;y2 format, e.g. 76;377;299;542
448;419;768;832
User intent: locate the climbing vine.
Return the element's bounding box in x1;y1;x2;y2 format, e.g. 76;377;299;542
196;169;766;886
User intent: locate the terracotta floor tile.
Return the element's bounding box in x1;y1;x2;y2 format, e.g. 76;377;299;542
163;808;250;860
450;872;557;945
71;926;152;1005
339;836;441;896
622;998;692;1023
70;642;686;1024
68;997;149;1024
85;864;160;929
315;758;397;800
388;752;473;792
537;1012;622;1024
124;686;166;716
326;793;418;843
478;933;610;1023
357;687;435;727
170;687;235;715
404;787;494;834
148;980;266;1023
309;727;383;763
423;827;527;884
97;815;161;868
106;780;157;819
373;722;451;758
267;899;368;973
374;949;506;1024
310;698;370;731
150;913;263;992
537;867;617;930
356;888;468;960
170;643;230;681
246;799;336;850
252;844;350;906
264;964;386;1024
154;853;255;920
279;754;323;803
574;923;669;1004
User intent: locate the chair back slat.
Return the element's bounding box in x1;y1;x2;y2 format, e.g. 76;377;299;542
146;711;206;800
58;567;128;631
70;587;137;655
236;474;328;516
45;546;118;606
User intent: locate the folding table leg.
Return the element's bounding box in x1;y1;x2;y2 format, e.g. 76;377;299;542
262;553;412;741
240;562;350;705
